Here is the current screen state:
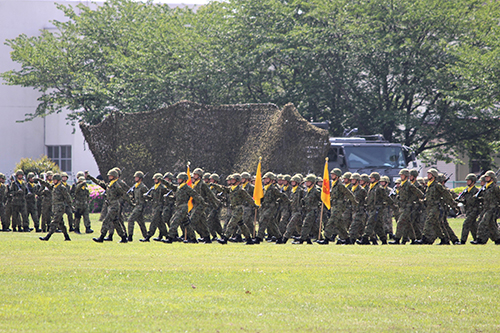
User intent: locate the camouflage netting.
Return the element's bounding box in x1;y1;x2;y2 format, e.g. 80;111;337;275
80;101;329;183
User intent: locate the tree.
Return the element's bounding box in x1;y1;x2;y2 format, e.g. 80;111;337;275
15;156;61;176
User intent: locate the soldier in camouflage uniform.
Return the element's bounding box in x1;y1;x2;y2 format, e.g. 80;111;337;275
241;172;256;238
277;175;292;234
142;173;169;242
319;168;357;244
191;168;220;243
26;172;41;232
347;173;367;244
456;174;480;244
472;170;500;244
416;169;457;245
10;170;30;232
37;173;72;241
0;173;9;232
340;172;354;241
216;173;256;245
409;169;425;240
39;171;53;232
90;169;131;243
161;172;205;243
389;169;423;245
206;173;224;240
73;176;93;234
125;171;148;241
437;173;460;245
282;175;305;243
357;172;393;245
255;172;286;243
162;172;176;229
293;174;321;244
61;172;75;231
380;175;395;239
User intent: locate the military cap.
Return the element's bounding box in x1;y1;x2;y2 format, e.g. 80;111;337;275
361;174;370;182
107;169;119;178
153;173;163;180
0;173;5;180
193;168;204;176
113;167;122;176
61;172;68;178
342;172;352;180
305;174;317;183
15;170;24;176
409;169;419;177
232;173;242;182
164;172;174;179
78;176;85;182
316;177;323;183
277;174;284;180
291;175;301;183
351;173;360;180
134;171;144;178
283;174;291;182
399;169;410;176
210;173;220;182
437;173;446;183
263;172;276;180
395;179;401;184
381;176;390;183
485;170;496;179
46;171;54;177
177;172;189;181
330;168;342;177
241;172;251;179
479;175;486;182
226;174;233;181
27;172;35;179
53;173;62;181
203;172;211;180
369;172;381;181
427;168;439;178
296;173;304;181
76;171;85;178
465;173;477;182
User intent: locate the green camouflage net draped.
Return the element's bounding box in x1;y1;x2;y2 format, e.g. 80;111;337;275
80;101;329;182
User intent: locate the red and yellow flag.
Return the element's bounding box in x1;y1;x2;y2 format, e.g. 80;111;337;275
321;157;331;210
253;157;264;206
187;163;194;212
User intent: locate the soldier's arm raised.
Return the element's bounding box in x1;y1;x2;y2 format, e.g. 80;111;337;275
87;175;107;191
34;178;53;190
160;178;178;192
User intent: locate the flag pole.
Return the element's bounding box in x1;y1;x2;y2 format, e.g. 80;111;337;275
319;157;330;241
318;204;324;240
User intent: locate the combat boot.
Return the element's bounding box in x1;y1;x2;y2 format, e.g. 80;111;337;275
371;238;378;245
24;227;33;232
380;239;387;245
103;235;113;241
292;239;304;244
471;239;486;245
86;228;94;234
162;237;173;244
64;234;71;241
183;238;198;244
93;235;105;243
336;238;347;245
35;228;42;233
437;239;450;245
253;237;263;244
119;236;128;243
317;237;332;245
217;236;228;244
74;228;81;235
356;237;370;245
305;238;313;244
389;238;400;245
203;237;212;244
402;238;409;245
139;236;150;242
495;239;500;245
245;238;255;245
275;237;287;244
127;235;133;242
69;226;75;232
39;234;51;241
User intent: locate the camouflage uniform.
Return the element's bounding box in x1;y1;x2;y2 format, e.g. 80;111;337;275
283;181;305;240
296;176;321;243
0;174;8;231
348;182;367;242
207;176;224;238
456;175;480;243
61;174;75;231
40;176;53;232
439;184;460;244
26;177;41;231
219;184;256;242
475;174;500;244
256;178;285;240
392;175;423;244
162;176;204;242
126;180;148;239
10;174;29;232
278;182;292;234
37;177;72;241
73;178;92;233
145;177;169;240
323;177;356;242
191;176;220;240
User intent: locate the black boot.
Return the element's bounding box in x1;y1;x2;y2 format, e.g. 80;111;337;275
64;233;71;241
389;238;400;245
86;228;94;234
140;236;150;242
471;239;486;245
119;236;128;243
292;239;304;244
35;228;42;233
69;226;75;232
495;239;500;245
371;238;378;245
253;237;263;244
153;235;164;242
356;237;370;245
245;238;255;245
380;239;387;245
317;238;330;245
39;234;51;241
103;235;113;241
336;238;347;245
202;237;212;244
162;237;173;244
402;238;409;245
74;229;81;235
437;239;450;245
93;235;105;243
127;235;133;242
217;236;228;244
276;237;287;244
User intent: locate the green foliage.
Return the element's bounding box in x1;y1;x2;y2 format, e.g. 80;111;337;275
0;216;499;332
3;0;500;165
14;155;61;176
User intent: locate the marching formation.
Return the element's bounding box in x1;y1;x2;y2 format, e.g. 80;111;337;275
0;164;499;246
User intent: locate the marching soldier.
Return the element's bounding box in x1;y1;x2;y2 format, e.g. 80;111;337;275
241;172;256;238
26;172;41;232
347;173;367;244
472;170;500;245
207;173;224;240
37;173;72;241
142;173;169;242
456;174;480;244
282;174;305;243
61;172;75;231
162;172;176;229
73;176;93;234
191;168;221;243
40;171;53;232
126;171;148;242
292;174;321;244
10;170;30;232
255;172;286;244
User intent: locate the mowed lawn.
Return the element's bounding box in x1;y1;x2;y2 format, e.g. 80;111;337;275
0;214;499;332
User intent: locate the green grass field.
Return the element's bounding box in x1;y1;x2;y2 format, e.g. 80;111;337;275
1;214;499;332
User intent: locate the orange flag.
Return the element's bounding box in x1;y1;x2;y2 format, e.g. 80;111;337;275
253;157;264;206
187;163;194;212
321;157;331;210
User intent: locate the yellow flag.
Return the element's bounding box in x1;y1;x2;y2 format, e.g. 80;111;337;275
187;164;194;212
253;157;264;206
321;158;331;210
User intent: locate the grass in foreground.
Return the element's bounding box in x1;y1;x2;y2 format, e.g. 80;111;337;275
0;215;499;332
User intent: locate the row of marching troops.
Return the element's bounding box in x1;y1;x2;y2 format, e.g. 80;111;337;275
1;166;499;245
0;170;94;240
